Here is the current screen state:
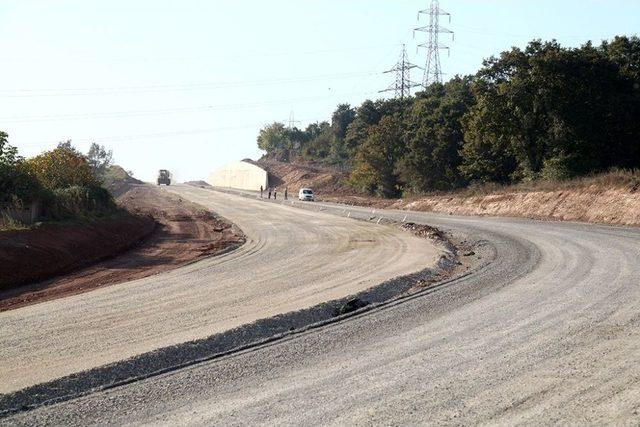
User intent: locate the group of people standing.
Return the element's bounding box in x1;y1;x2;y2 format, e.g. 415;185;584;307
260;185;288;200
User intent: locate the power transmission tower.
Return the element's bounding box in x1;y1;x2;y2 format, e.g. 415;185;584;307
287;111;300;129
379;44;422;99
414;0;454;87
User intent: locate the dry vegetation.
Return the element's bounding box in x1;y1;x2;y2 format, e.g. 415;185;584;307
450;169;640;198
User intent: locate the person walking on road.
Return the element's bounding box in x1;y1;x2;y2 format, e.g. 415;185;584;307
274;187;277;200
268;187;272;199
260;185;263;199
284;187;288;200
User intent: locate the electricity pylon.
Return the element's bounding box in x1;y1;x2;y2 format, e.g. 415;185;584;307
414;0;454;87
379;44;422;99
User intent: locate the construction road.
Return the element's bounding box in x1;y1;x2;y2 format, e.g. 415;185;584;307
4;187;640;425
0;186;440;395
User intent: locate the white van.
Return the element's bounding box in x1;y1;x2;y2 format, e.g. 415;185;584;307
298;188;315;201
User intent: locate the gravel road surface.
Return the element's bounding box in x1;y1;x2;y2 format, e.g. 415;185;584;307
0;186;440;394
6;194;640;425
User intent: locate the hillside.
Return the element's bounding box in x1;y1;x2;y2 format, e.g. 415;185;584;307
255;159;352;195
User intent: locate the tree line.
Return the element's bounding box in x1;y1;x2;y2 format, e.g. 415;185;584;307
257;36;640;198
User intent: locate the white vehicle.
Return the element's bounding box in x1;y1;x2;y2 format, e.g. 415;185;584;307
298;188;315;201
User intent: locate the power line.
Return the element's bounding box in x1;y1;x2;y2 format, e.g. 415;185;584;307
0;71;380;98
16;124;278;148
0;90;378;123
3;44;400;65
414;0;454;87
17;117;322;149
379;44;422;99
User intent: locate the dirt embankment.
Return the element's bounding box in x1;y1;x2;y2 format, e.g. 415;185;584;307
255;159;640;227
389;186;640;227
255;159;351;194
0;214;154;292
0;185;245;311
323;187;640;227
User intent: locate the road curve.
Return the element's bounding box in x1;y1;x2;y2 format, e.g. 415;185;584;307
7;197;640;425
0;186;440;394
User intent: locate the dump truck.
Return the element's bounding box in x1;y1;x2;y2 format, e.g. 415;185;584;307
157;169;171;186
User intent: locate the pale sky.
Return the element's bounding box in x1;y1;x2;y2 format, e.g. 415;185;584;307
1;0;638;182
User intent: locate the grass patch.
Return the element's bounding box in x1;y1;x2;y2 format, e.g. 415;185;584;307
0;214;29;231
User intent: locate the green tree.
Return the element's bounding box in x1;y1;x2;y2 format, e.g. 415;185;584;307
0;132;42;206
86;143;113;180
350;115;406;198
301;121;332;161
328;104;356;167
399;77;475;192
257;122;291;161
460;38;640;183
0;131;21;165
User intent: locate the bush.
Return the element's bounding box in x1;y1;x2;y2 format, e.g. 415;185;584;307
540;154;575;181
44;186;117;220
0;162;43;207
26;145;98;191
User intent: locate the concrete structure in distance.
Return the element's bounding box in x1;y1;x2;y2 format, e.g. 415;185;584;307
208;160;268;191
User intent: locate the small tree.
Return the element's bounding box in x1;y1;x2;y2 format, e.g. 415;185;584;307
0;131;21;166
0;132;42;206
86;143;113;180
27;143;98;190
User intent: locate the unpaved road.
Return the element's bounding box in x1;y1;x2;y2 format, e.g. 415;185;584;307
0;185;243;311
0;186;440;394
6;195;640;425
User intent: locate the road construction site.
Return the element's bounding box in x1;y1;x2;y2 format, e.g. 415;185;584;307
0;185;441;396
2;185;640;425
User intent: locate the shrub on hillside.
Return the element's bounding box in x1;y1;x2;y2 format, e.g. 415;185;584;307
44;186;117;220
0;162;43;207
26;145;99;191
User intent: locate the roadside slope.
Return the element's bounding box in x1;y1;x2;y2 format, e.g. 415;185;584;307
0;185;441;394
389;185;640;226
0;211;154;292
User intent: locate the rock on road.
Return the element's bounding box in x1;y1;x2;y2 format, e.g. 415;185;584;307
0;186;440;394
6;195;640;425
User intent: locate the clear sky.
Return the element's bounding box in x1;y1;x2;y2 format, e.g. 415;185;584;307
1;0;638;182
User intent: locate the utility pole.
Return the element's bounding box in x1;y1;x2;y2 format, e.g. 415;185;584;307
379;44;422;99
414;0;454;88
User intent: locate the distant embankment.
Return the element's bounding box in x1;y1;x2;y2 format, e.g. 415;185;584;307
393;188;640;227
328;171;640;227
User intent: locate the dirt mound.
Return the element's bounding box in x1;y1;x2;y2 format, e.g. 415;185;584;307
255;159;351;195
183;180;211;188
102;165;143;197
0;185;245;311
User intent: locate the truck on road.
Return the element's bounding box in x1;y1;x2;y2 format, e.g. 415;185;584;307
157;169;171;186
